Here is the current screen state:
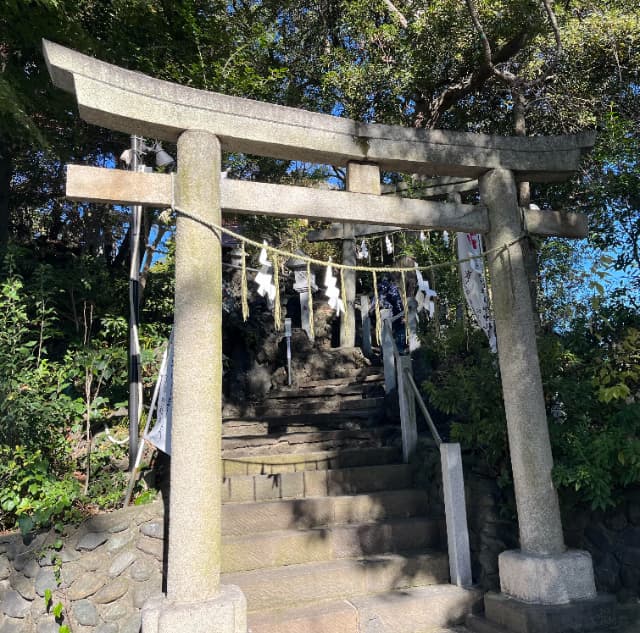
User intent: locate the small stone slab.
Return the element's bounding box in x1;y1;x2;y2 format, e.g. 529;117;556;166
136;537;163;561
2;590;31;619
109;551;137;578
93;577;129;604
0;560;10;581
9;574;35;601
78;550;109;572
67;573;106;601
95;624;118;633
140;521;164;540
132;577;162;608
34;570;56;598
35;617;60;633
76;532;109;551
73;599;98;626
0;616;27;633
120;611;142;633
100;598;129;622
107;531;134;553
129;559;155;582
21;560;39;580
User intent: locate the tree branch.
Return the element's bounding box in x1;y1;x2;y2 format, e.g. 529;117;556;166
540;0;562;58
420;29;529;128
382;0;408;28
464;0;518;85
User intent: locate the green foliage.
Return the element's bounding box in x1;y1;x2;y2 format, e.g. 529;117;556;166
417;303;640;511
0;446;80;533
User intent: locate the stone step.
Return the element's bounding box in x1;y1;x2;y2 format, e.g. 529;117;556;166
223;550;450;612
222;516;443;573
295;370;383;389
266;380;384;399
221;489;430;535
221;446;402;478
222;417;380;437
221;427;396;458
248;584;483;633
251;396;384;417
221;461;412;503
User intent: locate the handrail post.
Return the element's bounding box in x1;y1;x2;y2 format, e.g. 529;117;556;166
440;443;473;587
398;357;417;462
381;309;396;393
407;296;420;352
359;294;372;358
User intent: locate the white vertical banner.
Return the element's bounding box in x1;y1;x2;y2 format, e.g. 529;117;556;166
457;233;497;353
144;331;174;455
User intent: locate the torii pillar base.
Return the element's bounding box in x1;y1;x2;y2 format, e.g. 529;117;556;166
467;592;616;633
142;586;247;633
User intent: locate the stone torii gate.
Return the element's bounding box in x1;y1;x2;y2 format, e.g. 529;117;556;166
43;40;610;633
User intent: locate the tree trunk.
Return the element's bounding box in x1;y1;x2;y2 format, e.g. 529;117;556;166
0;142;12;261
513;89;541;332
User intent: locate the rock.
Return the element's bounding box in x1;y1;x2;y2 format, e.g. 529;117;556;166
621;526;640;548
140;522;164;540
132;577;161;608
11;555;30;574
107;531;134;554
2;590;31;619
35;617;59;633
0;560;9;581
21;560;39;580
136;537;163;561
94;624;118;633
108;521;130;534
67;573;106;601
93;577;129;604
120;611;142;633
129;559;155;582
0;616;27;633
605;510;628;532
9;573;35;601
76;532;109;551
594;553;621;592
109;551;137;578
59;549;80;564
620;561;640;590
73;599;98;626
79;550;109;572
34;570;56;598
29;596;45;619
246;364;272;399
100;598;129;622
59;563;82;589
585;523;614;551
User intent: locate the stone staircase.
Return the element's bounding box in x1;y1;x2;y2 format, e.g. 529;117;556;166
220;352;481;632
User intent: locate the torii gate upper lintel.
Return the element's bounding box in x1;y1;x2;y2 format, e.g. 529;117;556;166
43;39;604;633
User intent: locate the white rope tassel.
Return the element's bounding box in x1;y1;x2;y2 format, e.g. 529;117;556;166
255;241;276;305
415;265;437;319
324;260;345;316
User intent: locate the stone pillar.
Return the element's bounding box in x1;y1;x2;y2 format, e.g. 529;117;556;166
480;168;596;607
340;223;356;347
342;162;381;348
142;129;246;633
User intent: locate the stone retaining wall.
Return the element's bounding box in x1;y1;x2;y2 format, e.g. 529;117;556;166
0;500;165;633
463;471;640;602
